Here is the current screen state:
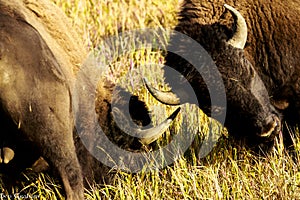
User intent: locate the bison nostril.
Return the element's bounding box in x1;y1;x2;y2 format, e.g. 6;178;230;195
258;115;281;137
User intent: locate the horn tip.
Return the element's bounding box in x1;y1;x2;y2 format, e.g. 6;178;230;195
223;4;231;9
168;107;181;120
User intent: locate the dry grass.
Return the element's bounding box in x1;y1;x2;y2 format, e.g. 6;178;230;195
1;0;300;199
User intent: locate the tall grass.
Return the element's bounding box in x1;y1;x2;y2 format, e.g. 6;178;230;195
1;0;300;199
52;0;179;48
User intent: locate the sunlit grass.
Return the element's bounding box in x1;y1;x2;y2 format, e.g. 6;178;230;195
51;0;179;48
1;0;300;199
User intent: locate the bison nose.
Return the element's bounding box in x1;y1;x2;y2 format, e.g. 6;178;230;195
258;114;281;138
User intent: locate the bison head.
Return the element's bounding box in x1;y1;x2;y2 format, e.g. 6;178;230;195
144;4;281;150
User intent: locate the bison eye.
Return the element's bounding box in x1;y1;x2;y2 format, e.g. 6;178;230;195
211;106;224;116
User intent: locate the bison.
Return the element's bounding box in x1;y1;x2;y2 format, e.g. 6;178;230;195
0;0;179;199
145;0;300;151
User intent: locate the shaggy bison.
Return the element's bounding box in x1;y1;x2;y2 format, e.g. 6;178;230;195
0;0;179;199
145;0;300;150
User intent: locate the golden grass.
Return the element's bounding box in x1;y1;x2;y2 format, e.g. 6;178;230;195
52;0;179;48
1;0;300;199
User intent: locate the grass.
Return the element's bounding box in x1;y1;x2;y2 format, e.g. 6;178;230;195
1;0;300;199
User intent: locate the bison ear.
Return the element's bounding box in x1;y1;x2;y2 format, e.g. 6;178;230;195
31;157;49;173
272;99;289;110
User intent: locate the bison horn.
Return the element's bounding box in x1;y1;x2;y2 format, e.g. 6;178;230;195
143;78;181;105
112;106;181;145
0;147;15;164
224;4;248;49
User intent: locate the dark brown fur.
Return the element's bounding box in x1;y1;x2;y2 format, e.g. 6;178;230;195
163;0;300;150
178;0;300;104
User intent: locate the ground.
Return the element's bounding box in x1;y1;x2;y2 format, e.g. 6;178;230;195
0;0;300;199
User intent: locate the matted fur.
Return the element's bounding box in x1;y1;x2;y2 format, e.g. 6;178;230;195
1;0;86;72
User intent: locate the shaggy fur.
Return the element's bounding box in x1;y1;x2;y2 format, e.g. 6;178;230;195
0;0;158;198
0;8;83;200
163;0;300;149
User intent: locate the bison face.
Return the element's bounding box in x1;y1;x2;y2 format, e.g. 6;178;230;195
145;40;281;149
144;4;282;150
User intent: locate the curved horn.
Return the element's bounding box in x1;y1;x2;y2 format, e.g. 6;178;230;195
112;107;181;145
0;147;15;164
143;78;181;105
224;4;248;49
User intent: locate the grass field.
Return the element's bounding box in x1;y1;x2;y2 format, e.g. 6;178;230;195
1;0;300;199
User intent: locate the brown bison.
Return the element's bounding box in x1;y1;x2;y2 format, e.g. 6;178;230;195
0;0;179;199
145;0;300;151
